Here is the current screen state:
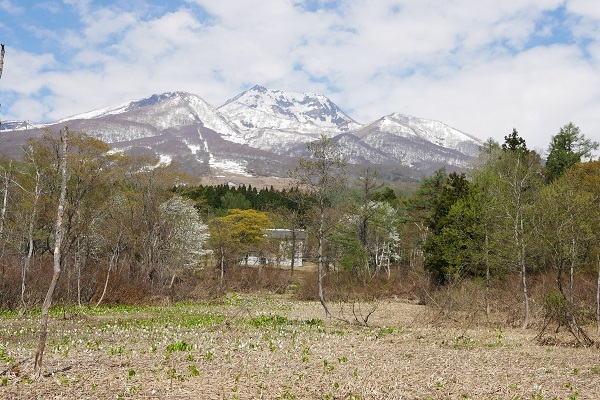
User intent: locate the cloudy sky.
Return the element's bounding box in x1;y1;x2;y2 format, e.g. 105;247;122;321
1;0;599;152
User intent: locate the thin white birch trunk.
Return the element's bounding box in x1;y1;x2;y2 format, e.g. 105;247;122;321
22;168;41;308
34;127;68;379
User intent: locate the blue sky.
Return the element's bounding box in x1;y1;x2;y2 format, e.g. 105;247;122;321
1;0;600;151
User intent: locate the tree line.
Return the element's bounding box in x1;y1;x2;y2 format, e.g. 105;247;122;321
421;123;599;343
1;123;599;335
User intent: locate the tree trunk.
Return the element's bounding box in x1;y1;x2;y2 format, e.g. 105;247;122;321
219;247;225;282
317;207;331;319
596;255;600;333
34;127;68;379
290;231;296;277
570;238;575;307
22;155;42;308
514;213;529;329
22;200;38;308
0;163;11;258
0;44;5;81
96;255;114;307
75;238;82;307
520;252;529;329
485;232;490;317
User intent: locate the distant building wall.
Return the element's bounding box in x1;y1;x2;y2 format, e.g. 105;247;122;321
246;229;306;267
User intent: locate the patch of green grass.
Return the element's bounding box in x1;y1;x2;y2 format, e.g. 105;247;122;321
189;364;200;377
249;314;288;327
304;318;324;326
222;292;243;307
179;313;225;328
0;309;18;317
165;340;194;354
376;326;401;338
452;335;477;349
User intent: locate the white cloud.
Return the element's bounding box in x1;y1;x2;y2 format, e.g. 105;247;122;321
1;50;57;95
0;0;24;14
2;0;600;151
567;0;600;20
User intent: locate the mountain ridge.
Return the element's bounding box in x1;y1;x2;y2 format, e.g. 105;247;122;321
0;86;482;180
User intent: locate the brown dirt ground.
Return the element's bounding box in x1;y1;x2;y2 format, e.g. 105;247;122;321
1;295;599;399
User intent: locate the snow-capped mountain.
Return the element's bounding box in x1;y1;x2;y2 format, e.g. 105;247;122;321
218;85;363;153
358;113;480;153
0;87;482;179
350;113;482;169
59;91;243;144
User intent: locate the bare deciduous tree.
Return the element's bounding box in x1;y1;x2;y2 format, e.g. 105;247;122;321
291;135;346;319
34;127;68;379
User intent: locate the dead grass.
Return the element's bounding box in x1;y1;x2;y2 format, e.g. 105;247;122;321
1;295;600;399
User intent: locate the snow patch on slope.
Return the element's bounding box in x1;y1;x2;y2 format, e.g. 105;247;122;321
193;129;252;176
209;157;252;177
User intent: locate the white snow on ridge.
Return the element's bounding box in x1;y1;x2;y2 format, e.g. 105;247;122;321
58;99;135;122
56;92;246;144
183;95;245;144
378;113;482;152
219;85;362;135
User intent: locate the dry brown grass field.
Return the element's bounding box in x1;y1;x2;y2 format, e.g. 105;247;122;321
1;293;599;399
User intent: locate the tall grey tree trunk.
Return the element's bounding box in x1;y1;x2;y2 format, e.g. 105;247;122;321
570;238;575;306
520;253;529;329
317;206;331;319
485;232;490;317
289;231;296;277
219;247;225;282
34;127;68;379
0;162;12;258
570;238;577;329
75;238;82;307
0;44;5;81
518;216;529;329
596;255;600;333
22;167;42;308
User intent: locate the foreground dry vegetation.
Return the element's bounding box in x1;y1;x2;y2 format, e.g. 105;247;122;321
1;293;600;400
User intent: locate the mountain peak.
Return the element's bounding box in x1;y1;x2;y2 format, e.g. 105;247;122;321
249;84;268;93
127;91;193;109
219;85;362;134
57;91;195;122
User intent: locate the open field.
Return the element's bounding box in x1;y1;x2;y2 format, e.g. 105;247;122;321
1;295;600;399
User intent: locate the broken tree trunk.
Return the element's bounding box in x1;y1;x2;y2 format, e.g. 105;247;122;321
0;44;5;80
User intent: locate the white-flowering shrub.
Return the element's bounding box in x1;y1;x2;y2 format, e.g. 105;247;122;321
159;195;210;268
